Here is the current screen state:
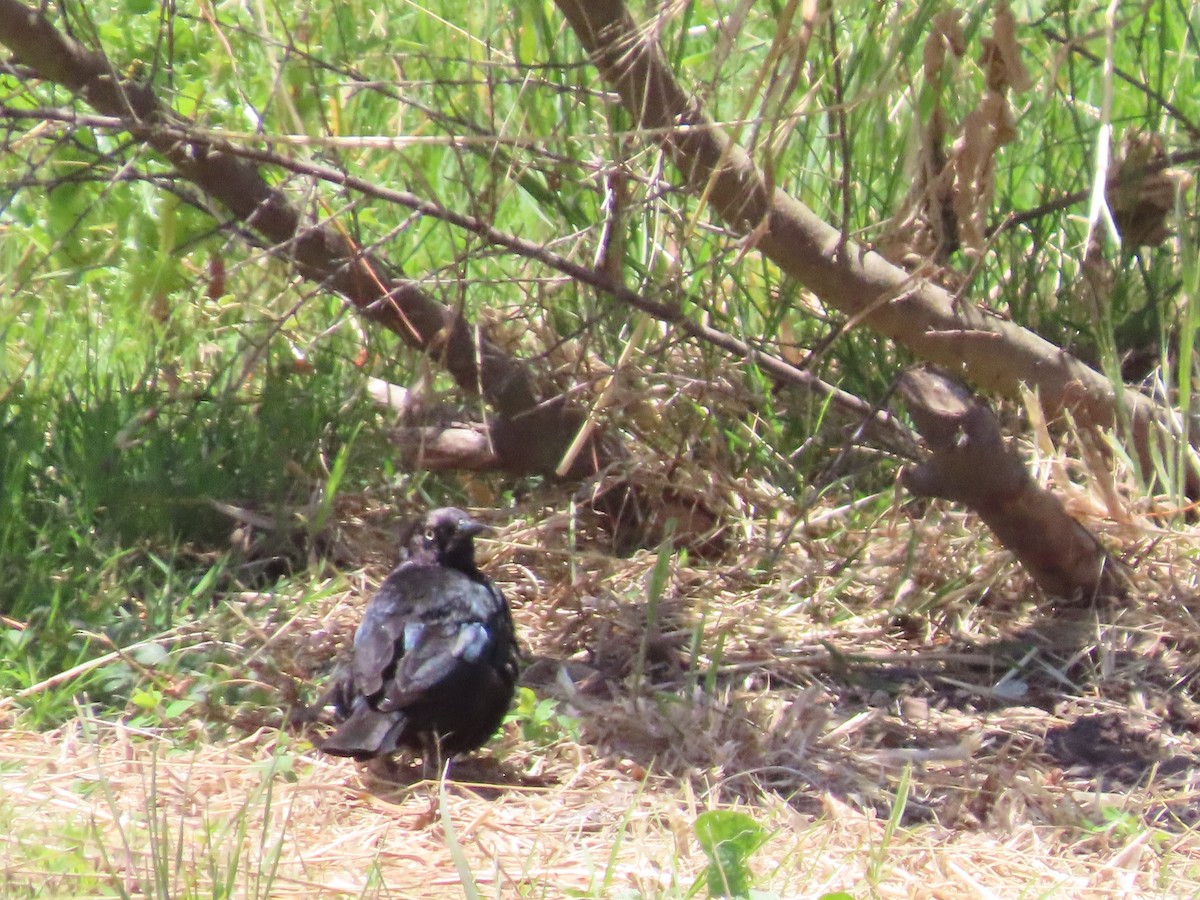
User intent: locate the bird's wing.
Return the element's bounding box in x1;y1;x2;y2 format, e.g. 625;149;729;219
350;566;444;696
351;566;502;700
375;619;492;711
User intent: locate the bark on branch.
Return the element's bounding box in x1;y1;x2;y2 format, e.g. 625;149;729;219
554;0;1184;486
0;0;916;481
0;0;604;477
897;368;1123;601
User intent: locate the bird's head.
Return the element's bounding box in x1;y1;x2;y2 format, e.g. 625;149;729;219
409;506;487;569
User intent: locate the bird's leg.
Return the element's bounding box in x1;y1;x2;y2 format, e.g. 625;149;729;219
420;733;448;782
419;735;435;782
366;755;404;782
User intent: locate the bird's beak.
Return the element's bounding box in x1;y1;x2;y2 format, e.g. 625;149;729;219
458;519;488;538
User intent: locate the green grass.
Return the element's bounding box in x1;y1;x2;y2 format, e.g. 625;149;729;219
0;728;300;899
0;352;377;723
1;0;1200;892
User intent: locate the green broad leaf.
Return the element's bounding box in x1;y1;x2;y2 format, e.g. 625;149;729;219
130;688;162;710
131;643;169;667
517;5;538;66
163;698;195;718
174;81;205;119
694;810;768;898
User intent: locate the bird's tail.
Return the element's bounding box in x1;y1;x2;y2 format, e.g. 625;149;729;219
320;706;406;760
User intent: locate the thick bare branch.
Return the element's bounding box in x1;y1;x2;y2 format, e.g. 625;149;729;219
897;369;1124;600
390;424;502;472
554;0;1181;483
1;100;917;459
0;0;586;470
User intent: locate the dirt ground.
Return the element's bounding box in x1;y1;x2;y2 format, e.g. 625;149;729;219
4;483;1200;897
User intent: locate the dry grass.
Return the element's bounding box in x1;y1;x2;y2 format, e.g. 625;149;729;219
4;457;1200;897
3;720;1196;898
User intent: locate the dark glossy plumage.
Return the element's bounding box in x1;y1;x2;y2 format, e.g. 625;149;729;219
321;507;518;763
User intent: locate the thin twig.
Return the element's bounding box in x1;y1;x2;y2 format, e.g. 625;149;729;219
0;628;194;711
0;104;916;451
987;148;1200;239
1042;27;1200;141
825;7;852;260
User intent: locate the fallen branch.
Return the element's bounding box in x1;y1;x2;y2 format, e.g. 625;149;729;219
0;12;915;476
390;423;502;472
896;368;1124;602
554;0;1190;491
0;103;917;459
0;0;601;476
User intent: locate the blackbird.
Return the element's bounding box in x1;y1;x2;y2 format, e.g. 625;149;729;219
320;507;518;766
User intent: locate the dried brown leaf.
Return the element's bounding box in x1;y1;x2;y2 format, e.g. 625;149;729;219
982;2;1033;93
924;8;966;78
1110;131;1194;248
